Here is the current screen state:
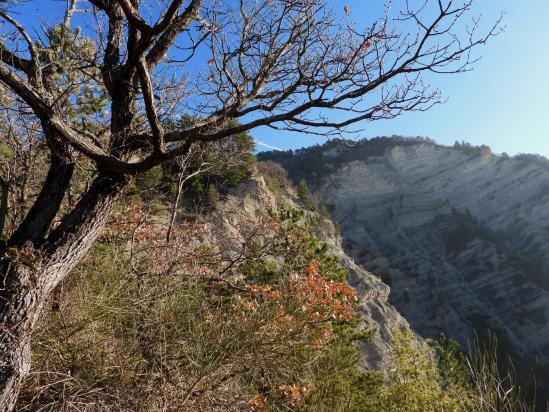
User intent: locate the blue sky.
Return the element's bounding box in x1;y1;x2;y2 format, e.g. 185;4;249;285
6;1;549;157
254;1;549;156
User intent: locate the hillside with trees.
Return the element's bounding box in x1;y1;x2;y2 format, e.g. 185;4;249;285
0;0;507;410
15;159;533;411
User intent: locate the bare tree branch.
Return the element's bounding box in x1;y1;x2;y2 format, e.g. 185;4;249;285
137;56;164;154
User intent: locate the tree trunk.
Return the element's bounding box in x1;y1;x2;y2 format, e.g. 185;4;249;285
0;177;8;238
0;173;128;411
0;264;42;411
9;154;74;247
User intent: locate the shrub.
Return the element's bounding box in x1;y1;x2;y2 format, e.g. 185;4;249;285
318;203;332;220
206;184;220;205
128;120;256;207
371;328;469;412
133;165;165;200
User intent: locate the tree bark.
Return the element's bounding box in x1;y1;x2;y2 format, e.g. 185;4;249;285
0;177;8;238
8;154;74;248
0;264;41;412
0;173;128;412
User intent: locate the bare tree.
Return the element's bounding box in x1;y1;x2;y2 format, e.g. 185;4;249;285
0;0;500;409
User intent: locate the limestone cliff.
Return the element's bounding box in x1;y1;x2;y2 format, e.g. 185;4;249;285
208;174;409;370
259;138;549;389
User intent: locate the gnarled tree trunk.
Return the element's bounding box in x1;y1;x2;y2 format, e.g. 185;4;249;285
0;173;128;412
0;263;42;411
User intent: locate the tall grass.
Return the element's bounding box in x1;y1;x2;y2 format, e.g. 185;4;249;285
464;333;534;412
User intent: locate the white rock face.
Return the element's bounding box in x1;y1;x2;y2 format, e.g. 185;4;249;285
210;175;410;370
314;217;408;370
261;140;549;386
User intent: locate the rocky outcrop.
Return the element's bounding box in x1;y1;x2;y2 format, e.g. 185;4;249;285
259;139;549;388
208;174;409;370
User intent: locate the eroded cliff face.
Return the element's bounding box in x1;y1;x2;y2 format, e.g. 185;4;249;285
259;140;549;384
208;175;409;370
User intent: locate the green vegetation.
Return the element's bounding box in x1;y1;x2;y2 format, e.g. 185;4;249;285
0;1;516;409
318;203;331;220
0;145;13;160
296;179;316;211
257;160;291;195
372;328;469;411
134;165;165;201
436;333;471;389
18;204;374;411
132;123;256;208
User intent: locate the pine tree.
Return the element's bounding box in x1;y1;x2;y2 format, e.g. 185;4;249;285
297;180;315;211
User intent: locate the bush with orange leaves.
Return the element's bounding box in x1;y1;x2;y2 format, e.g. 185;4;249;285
291;261;357;323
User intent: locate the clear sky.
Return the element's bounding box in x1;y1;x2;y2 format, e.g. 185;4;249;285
6;1;549;156
254;1;549;156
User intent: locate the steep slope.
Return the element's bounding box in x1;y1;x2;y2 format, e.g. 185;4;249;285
212;175;410;370
259;138;549;387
